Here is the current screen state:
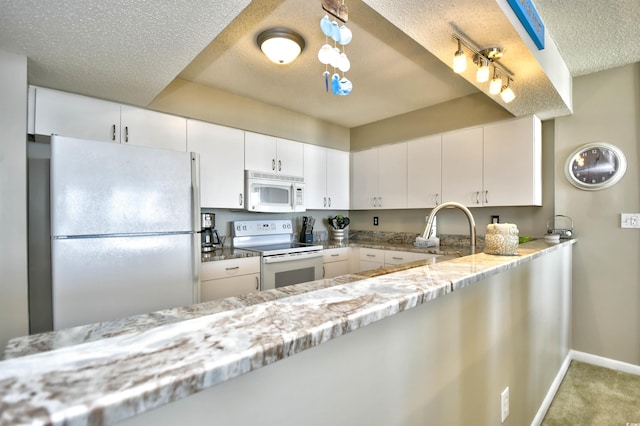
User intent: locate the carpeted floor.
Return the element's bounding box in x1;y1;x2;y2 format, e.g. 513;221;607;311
542;360;640;425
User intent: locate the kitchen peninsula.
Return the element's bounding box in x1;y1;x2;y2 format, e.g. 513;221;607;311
0;239;574;425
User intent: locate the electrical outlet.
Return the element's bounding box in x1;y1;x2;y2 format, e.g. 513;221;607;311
621;213;640;228
373;216;379;226
501;387;510;423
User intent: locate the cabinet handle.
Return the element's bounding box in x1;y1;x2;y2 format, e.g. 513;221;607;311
435;193;440;205
112;124;116;141
256;276;260;290
323;197;327;207
373;197;378;207
125;126;129;143
239;193;243;206
322;266;326;278
366;254;376;258
272;159;276;171
328;197;331;207
392;256;404;260
484;190;489;204
475;191;480;204
225;266;240;271
331;253;340;257
379;197;382;207
278;160;282;172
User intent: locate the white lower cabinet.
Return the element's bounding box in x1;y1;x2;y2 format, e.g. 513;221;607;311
323;247;350;279
359;248;384;272
200;257;260;302
359;248;439;272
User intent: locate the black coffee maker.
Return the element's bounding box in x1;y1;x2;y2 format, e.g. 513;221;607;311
201;213;221;252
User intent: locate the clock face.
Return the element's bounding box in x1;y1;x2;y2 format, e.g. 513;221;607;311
565;143;627;190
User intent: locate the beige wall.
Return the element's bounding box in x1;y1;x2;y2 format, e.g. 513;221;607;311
148;78;350;150
0;50;29;350
349;92;513;151
554;63;640;365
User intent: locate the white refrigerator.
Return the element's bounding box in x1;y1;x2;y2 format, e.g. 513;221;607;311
50;135;200;330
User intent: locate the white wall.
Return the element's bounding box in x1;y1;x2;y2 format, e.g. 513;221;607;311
0;50;29;350
554;63;640;364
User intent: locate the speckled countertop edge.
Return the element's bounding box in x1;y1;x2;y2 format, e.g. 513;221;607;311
0;239;575;426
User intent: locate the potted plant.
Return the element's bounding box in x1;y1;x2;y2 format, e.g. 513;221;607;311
328;215;350;242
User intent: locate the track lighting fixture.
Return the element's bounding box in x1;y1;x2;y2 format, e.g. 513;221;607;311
453;39;467;74
451;33;516;103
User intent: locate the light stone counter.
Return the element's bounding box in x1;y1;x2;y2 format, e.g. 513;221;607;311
0;239;575;425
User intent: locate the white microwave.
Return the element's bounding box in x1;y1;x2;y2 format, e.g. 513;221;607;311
245;170;306;213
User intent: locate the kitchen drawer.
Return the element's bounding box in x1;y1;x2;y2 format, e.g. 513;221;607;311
359;247;384;262
201;257;260;281
323;247;350;263
384;250;414;265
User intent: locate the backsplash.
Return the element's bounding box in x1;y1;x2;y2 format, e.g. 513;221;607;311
348;230;485;249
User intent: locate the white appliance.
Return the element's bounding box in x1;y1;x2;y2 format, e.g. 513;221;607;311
49;135;200;330
245;170;306;213
232;220;323;290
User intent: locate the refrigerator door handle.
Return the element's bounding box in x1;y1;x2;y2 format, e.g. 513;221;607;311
191;152;202;303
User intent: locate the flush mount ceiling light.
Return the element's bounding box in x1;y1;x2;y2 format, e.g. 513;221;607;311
451;34;516;103
257;28;305;65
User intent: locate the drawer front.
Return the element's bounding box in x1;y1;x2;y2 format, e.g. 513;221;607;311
201;257;260;281
323;247;350;263
384;250;413;265
359;247;383;262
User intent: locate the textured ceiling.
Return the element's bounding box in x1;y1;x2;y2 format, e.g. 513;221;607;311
0;0;638;128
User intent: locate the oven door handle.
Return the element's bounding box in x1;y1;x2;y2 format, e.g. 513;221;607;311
262;251;324;264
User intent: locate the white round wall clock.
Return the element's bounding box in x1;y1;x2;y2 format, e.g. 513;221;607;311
564;142;627;191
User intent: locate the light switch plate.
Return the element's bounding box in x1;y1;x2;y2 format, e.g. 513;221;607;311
621;213;640;228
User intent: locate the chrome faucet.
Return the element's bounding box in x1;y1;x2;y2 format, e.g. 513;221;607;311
422;202;477;254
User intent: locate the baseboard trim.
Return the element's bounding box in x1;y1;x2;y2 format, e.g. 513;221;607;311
570;350;640;376
531;350;640;425
530;352;572;426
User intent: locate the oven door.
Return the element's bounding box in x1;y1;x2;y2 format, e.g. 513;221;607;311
261;251;323;290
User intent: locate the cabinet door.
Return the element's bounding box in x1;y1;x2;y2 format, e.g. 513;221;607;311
442;127;483;207
323;260;349;279
120;105;186;151
351;149;378;209
33;87;121;143
187;120;245;209
377;143;407;209
201;273;260;301
408;135;442;208
303;144;327;209
483;116;541;206
276;138;304;177
245;131;277;173
326;148;350;209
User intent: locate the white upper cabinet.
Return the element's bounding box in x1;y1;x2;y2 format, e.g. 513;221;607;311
441;126;484;207
244;132;304;177
407;135;442;208
30;86;187;151
120;105;186;151
187;120;245;209
304;145;349;210
32;86;121;143
483;115;541;206
351;143;407;209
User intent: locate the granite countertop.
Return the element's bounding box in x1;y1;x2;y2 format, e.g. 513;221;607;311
0;239;575;425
